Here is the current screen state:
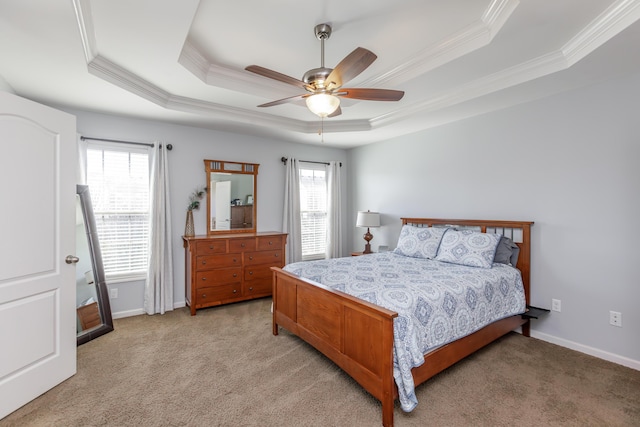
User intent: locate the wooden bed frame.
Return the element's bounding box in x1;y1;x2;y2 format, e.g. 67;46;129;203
271;218;534;427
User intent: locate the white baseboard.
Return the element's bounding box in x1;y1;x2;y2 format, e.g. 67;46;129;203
111;301;186;320
531;330;640;371
111;308;144;319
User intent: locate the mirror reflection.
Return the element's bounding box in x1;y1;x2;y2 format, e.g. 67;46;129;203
75;199;100;331
205;160;258;234
76;184;114;345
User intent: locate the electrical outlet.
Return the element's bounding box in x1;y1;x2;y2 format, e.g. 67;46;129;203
609;311;622;327
551;298;561;312
110;288;118;299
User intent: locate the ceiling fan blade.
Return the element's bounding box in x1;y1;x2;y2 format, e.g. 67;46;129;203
337;88;404;101
257;94;307;108
327;106;342;118
326;47;377;89
245;65;308;90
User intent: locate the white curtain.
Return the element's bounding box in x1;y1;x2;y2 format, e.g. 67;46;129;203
282;157;302;263
326;161;342;258
77;134;87;184
144;142;173;315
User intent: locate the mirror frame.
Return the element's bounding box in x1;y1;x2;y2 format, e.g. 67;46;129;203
76;184;114;345
205;159;259;235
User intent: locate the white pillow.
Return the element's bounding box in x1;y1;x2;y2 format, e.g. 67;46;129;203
393;225;448;259
435;229;501;268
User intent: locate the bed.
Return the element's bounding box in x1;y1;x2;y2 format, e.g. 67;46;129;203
271;218;533;427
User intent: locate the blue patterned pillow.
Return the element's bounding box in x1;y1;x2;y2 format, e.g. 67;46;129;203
393;225;448;259
435;229;501;268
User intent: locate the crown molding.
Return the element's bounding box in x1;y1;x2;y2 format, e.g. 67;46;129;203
178;40;301;99
71;0;97;63
88;56;171;106
177;41;208;82
482;0;520;36
181;0;519;94
372;0;640;126
563;0;640;66
362;0;519;88
377;50;567;126
72;0;640;139
89;54;372;135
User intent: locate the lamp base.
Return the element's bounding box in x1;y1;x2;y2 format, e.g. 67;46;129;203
362;228;373;254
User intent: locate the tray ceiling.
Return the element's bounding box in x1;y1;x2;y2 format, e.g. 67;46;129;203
1;0;639;147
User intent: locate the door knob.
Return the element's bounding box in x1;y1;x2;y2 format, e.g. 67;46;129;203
65;255;79;264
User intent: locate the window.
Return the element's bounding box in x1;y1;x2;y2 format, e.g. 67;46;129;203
299;164;327;260
86;145;150;281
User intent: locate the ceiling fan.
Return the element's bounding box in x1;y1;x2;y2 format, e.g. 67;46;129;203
245;23;404;118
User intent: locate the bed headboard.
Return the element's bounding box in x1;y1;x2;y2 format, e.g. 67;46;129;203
400;218;534;305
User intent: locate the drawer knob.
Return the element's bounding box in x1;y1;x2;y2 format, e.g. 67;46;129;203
269;241;273;245
233;258;237;263
209;245;214;249
202;277;206;281
202;260;206;265
249;271;253;275
202;294;206;298
241;243;245;247
249;256;253;260
233;289;237;293
275;253;279;257
233;273;237;277
249;287;253;291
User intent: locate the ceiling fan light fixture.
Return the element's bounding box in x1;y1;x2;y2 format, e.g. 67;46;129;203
306;93;340;117
246;23;402;118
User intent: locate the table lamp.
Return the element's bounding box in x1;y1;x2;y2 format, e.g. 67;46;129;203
356;210;380;254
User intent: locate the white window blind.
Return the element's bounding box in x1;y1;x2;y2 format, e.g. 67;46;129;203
86;146;150;280
299;166;327;260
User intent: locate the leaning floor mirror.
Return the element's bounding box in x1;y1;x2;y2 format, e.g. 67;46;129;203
76;184;114;345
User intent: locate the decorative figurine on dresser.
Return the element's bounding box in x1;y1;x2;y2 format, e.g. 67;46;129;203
183;159;287;315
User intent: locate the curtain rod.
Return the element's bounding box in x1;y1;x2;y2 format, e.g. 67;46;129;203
81;136;172;151
281;156;341;167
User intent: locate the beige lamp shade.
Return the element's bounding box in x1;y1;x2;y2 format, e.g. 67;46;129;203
356;211;380;228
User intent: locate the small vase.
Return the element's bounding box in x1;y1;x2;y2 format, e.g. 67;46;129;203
184;210;195;237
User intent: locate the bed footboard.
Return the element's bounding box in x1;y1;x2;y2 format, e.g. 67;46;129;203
272;267;399;427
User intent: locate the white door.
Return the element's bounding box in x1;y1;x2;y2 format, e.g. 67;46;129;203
215;180;231;230
0;91;77;418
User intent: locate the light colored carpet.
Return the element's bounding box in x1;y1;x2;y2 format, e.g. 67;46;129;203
2;298;639;426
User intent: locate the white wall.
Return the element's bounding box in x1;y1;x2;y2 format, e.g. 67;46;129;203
0;75;13;93
64;109;348;317
347;71;640;368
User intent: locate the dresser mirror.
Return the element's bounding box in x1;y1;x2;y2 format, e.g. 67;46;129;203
205;159;259;234
76;184;114;345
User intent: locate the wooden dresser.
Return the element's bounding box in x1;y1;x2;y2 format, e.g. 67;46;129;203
230;205;253;229
183;232;287;315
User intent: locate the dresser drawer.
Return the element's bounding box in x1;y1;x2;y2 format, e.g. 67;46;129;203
197;254;241;269
243;280;271;296
195;240;227;255
229;238;256;253
244;264;272;281
196;268;241;289
245;250;283;266
256;236;283;251
196;285;240;305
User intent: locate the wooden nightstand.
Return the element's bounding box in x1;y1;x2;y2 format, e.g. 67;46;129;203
351;251;374;256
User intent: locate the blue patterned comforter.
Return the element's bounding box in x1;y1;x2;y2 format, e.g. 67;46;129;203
283;252;526;412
